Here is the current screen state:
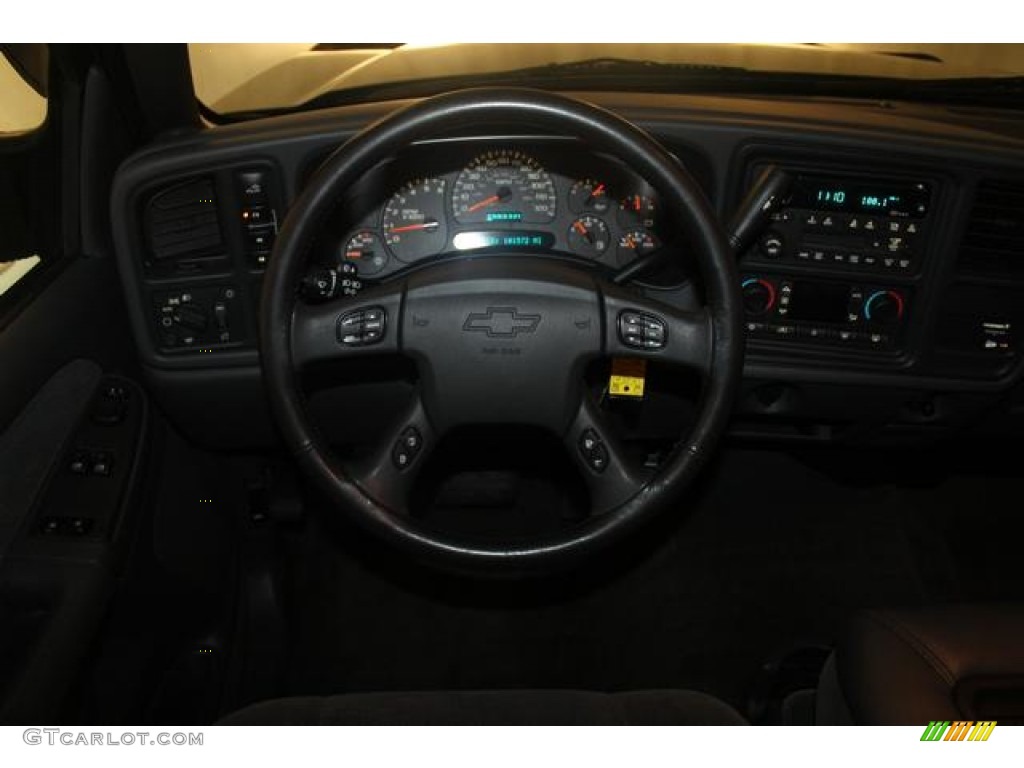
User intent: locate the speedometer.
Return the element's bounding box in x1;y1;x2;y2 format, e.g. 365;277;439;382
452;150;556;225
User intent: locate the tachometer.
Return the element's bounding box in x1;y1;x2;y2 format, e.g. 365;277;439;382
382;178;448;263
452;150;556;225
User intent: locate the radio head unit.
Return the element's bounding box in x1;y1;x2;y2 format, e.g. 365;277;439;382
743;165;935;277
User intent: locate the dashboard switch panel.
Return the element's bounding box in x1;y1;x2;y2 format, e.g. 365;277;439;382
236;168;280;268
153;284;245;351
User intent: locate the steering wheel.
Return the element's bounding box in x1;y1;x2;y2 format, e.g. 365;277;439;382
260;88;743;574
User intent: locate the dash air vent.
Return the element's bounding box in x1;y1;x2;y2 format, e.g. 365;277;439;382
144;178;223;263
958;180;1024;278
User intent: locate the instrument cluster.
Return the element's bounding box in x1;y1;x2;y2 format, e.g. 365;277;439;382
319;141;677;284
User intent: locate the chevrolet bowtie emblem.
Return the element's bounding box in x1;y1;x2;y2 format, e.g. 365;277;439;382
463;307;541;338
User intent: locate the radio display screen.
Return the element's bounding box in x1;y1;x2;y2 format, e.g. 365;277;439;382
787;281;850;324
790;175;930;218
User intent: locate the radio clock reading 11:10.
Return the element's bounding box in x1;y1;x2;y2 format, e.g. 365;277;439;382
815;188;847;204
814;186;904;211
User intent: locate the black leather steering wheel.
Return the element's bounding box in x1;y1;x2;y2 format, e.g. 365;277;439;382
260;88;743;574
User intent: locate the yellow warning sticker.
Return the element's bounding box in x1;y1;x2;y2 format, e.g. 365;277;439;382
609;358;647;398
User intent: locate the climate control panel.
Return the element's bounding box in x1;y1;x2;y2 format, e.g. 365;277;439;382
741;274;908;350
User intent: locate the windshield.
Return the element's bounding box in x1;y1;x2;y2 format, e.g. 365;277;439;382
190;43;1024;117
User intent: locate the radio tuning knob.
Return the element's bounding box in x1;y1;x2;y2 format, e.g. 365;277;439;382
863;290;905;324
741;277;777;316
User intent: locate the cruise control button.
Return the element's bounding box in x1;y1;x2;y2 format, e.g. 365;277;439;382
392;426;423;471
588;445;609;472
578;429;609;474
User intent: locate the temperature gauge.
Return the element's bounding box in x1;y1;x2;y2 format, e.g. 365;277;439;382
342;230;388;276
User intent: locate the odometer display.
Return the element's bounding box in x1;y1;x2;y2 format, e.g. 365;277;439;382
452;150;556;225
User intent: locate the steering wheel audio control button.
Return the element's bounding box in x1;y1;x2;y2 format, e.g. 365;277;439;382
392;426;423;470
337;306;387;346
618;310;667;350
579;429;609;473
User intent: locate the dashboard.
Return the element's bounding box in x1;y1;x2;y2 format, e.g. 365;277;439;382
317;141;669;282
110;91;1024;449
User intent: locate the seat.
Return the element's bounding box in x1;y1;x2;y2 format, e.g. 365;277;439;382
816;605;1024;725
219;689;747;725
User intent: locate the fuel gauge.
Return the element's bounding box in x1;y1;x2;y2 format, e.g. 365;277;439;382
568;216;610;258
342;230;388;276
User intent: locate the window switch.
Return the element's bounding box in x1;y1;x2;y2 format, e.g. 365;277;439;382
69;451;90;475
91;452;113;477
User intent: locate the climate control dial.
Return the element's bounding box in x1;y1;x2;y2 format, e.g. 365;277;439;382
741;277;777;316
863;290;905;324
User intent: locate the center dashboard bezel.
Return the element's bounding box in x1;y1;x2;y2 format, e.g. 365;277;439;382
727;141;957;372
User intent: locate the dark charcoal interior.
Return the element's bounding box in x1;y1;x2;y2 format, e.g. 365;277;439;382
1;44;1023;726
